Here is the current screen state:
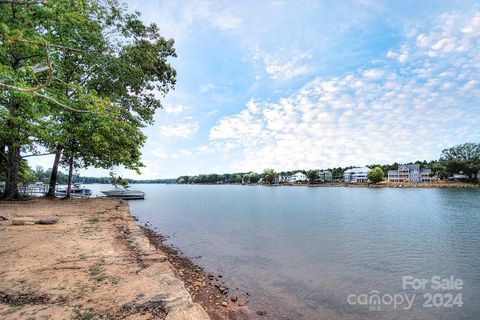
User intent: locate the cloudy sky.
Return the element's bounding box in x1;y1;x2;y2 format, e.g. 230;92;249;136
29;0;480;178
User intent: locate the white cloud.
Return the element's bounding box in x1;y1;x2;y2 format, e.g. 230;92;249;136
159;121;199;139
197;145;215;153
362;68;385;79
164;104;188;114
254;49;312;80
386;44;409;63
151;147;169;159
200;83;216;93
172;149;194;159
209;11;480;172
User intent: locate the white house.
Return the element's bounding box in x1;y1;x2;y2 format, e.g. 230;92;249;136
343;167;371;183
388;164;432;183
288;172;308;183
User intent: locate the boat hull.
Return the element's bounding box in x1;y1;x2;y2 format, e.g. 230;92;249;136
101;190;145;200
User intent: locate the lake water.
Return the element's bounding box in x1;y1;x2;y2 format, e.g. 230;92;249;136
90;184;480;319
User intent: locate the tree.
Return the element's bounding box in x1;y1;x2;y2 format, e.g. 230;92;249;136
263;168;276;185
0;2;51;198
439;143;480;182
0;0;176;199
306;169;319;184
244;172;259;184
368;167;384;184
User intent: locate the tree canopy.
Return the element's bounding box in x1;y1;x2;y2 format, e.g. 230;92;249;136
439;142;480;181
306;169;319;184
0;0;176;198
367;167;384;184
263;168;276;185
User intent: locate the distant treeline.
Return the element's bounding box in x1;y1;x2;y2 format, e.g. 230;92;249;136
77;177;176;184
14;142;479;186
18;166;176;185
175;161;440;185
75;176;176;185
176;143;480;184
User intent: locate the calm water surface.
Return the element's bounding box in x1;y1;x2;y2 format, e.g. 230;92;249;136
91;184;480;319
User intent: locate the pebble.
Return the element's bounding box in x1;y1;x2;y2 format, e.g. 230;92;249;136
230;295;238;302
237;298;249;306
221;301;228;307
257;310;267;316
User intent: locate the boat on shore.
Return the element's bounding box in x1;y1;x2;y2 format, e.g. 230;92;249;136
56;184;92;198
101;186;145;200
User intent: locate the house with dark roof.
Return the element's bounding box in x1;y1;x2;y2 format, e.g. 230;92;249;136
388;164;432;183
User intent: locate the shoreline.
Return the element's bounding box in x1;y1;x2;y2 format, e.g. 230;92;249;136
70;181;480;189
139;226;266;320
0;198;269;320
0;198;213;319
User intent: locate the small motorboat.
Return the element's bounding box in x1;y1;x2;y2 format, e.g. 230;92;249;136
56;183;92;198
101;186;145;200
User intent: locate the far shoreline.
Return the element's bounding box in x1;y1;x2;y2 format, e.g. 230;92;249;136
82;181;480;189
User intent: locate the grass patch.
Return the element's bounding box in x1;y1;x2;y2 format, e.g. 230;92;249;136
0;291;51;308
88;217;100;224
88;262;106;282
72;309;116;320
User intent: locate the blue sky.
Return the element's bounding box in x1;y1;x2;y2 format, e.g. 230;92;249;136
28;0;480;178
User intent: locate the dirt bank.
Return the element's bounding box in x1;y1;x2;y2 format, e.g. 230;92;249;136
0;198;211;319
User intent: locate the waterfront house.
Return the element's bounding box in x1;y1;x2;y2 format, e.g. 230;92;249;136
275;174;289;183
318;171;333;182
387;164;432;183
343;167;370;183
288;172;308;183
450;173;470;181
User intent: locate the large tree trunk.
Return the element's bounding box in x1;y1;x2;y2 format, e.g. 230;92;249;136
0;144;5;178
2;97;22;200
46;148;62;198
2;146;21;199
65;156;74;198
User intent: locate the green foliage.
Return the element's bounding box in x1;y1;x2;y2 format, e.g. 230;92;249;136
367;167;384;184
306;169;319;184
263;168;276;185
439;142;480;181
243;172;260;184
0;0;176;198
110;172;129;188
18;160;36;184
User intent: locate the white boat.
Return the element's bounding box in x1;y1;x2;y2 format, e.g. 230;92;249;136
56;184;92;198
101;186;145;200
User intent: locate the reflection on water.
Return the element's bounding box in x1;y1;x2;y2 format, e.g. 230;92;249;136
89;184;480;319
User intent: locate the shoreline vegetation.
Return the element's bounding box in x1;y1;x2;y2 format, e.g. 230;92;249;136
4;143;479;194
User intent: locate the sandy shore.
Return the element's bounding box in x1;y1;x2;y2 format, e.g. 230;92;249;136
0;198;237;319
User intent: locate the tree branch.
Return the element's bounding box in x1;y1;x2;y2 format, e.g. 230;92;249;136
2;36;86;53
0;0;47;4
22;152;54;158
0;82;94;113
0;150;10;165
